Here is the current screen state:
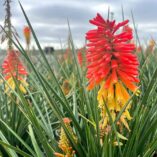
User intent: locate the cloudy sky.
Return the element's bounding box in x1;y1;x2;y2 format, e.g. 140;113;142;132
0;0;157;49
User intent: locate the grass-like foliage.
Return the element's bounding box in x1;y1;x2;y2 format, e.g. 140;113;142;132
0;2;157;157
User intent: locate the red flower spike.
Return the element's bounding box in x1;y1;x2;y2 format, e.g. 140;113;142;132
86;13;139;91
2;50;28;80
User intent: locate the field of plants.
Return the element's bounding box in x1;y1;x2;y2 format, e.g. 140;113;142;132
0;0;157;157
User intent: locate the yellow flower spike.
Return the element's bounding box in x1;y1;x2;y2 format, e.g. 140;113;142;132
115;82;123;105
107;98;116;111
7;77;14;86
4;77;28;94
19;78;28;94
19;84;27;94
115;101;121;112
115;82;129;108
97;80;133;135
107;83;114;100
119;82;132;109
107;83;115;110
55;118;77;157
97;82;107;106
120;82;130;101
5;77;15;93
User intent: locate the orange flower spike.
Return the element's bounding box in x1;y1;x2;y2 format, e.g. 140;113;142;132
23;26;31;46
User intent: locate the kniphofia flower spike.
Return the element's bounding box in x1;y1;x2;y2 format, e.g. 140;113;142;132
86;13;139;132
54;118;77;157
2;50;28;93
23;26;31;46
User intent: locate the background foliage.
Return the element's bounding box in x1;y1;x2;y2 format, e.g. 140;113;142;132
0;3;157;157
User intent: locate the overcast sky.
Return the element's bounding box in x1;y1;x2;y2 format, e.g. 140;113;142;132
0;0;157;49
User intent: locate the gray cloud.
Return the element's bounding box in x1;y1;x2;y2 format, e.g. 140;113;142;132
29;4;93;19
131;0;157;23
0;1;5;21
0;0;157;49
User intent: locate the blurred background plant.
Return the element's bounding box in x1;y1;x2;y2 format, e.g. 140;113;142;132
0;1;157;157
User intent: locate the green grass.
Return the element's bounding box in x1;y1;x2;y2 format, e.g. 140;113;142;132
0;2;157;157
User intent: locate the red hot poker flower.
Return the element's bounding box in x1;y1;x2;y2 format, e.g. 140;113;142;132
2;50;28;93
86;13;139;93
23;26;31;46
2;50;28;80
